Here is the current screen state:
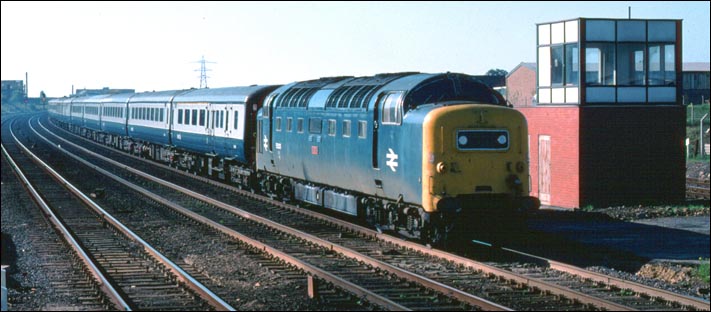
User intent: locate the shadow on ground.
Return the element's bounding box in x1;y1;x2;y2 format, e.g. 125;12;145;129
464;211;709;273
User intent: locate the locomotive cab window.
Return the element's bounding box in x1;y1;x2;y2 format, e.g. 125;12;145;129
381;91;403;125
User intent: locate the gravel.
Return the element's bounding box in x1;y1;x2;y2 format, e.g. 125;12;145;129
588;262;709;300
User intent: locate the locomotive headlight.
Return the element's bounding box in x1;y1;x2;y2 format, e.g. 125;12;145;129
458;135;468;146
436;162;447;174
497;135;507;145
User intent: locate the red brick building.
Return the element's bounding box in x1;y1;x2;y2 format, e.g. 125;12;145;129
506;62;537;107
518;18;685;209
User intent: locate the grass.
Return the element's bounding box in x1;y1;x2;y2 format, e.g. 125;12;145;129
697;258;710;284
686;103;710;157
580;205;595;212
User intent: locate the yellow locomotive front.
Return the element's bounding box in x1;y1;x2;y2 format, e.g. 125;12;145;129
422;103;539;243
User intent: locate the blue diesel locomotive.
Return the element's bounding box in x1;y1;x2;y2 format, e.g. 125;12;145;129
48;72;539;245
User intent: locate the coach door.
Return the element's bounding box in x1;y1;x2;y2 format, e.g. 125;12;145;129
538;135;551;205
209;104;223;152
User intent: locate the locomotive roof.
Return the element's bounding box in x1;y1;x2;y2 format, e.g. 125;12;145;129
173;85;278;103
271;72;503;110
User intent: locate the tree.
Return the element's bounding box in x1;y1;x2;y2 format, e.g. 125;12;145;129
486;68;508;77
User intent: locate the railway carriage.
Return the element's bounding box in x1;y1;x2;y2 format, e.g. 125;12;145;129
75;94;110;135
125;90;180;159
47;97;72;124
100;93;132;137
169;86;277;183
68;96;84;129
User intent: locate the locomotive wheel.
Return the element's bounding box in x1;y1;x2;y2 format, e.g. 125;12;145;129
423;213;454;248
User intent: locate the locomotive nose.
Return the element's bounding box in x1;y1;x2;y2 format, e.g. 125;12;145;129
422;104;530;213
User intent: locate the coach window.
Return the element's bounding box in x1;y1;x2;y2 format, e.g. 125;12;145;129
276;117;282;132
234;112;239;130
199;110;206;126
286;117;292;132
191;109;198;125
160;108;164;122
381;92;403;125
178;109;183;124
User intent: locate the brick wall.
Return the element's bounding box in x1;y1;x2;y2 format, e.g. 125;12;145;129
518;106;580;208
506;67;536;107
579;106;686;206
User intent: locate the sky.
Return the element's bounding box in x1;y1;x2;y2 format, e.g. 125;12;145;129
2;1;709;97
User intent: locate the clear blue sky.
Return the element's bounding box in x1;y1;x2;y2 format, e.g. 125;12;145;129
2;1;709;97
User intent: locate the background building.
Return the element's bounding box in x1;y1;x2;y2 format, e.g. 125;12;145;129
1;80;25;104
506;62;537;106
682;62;710;105
519;18;684;209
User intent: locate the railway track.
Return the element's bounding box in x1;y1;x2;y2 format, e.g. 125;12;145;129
2;150;115;311
687;177;710;200
7;115;374;311
26;116;481;310
37;114;711;311
2;116;229;311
